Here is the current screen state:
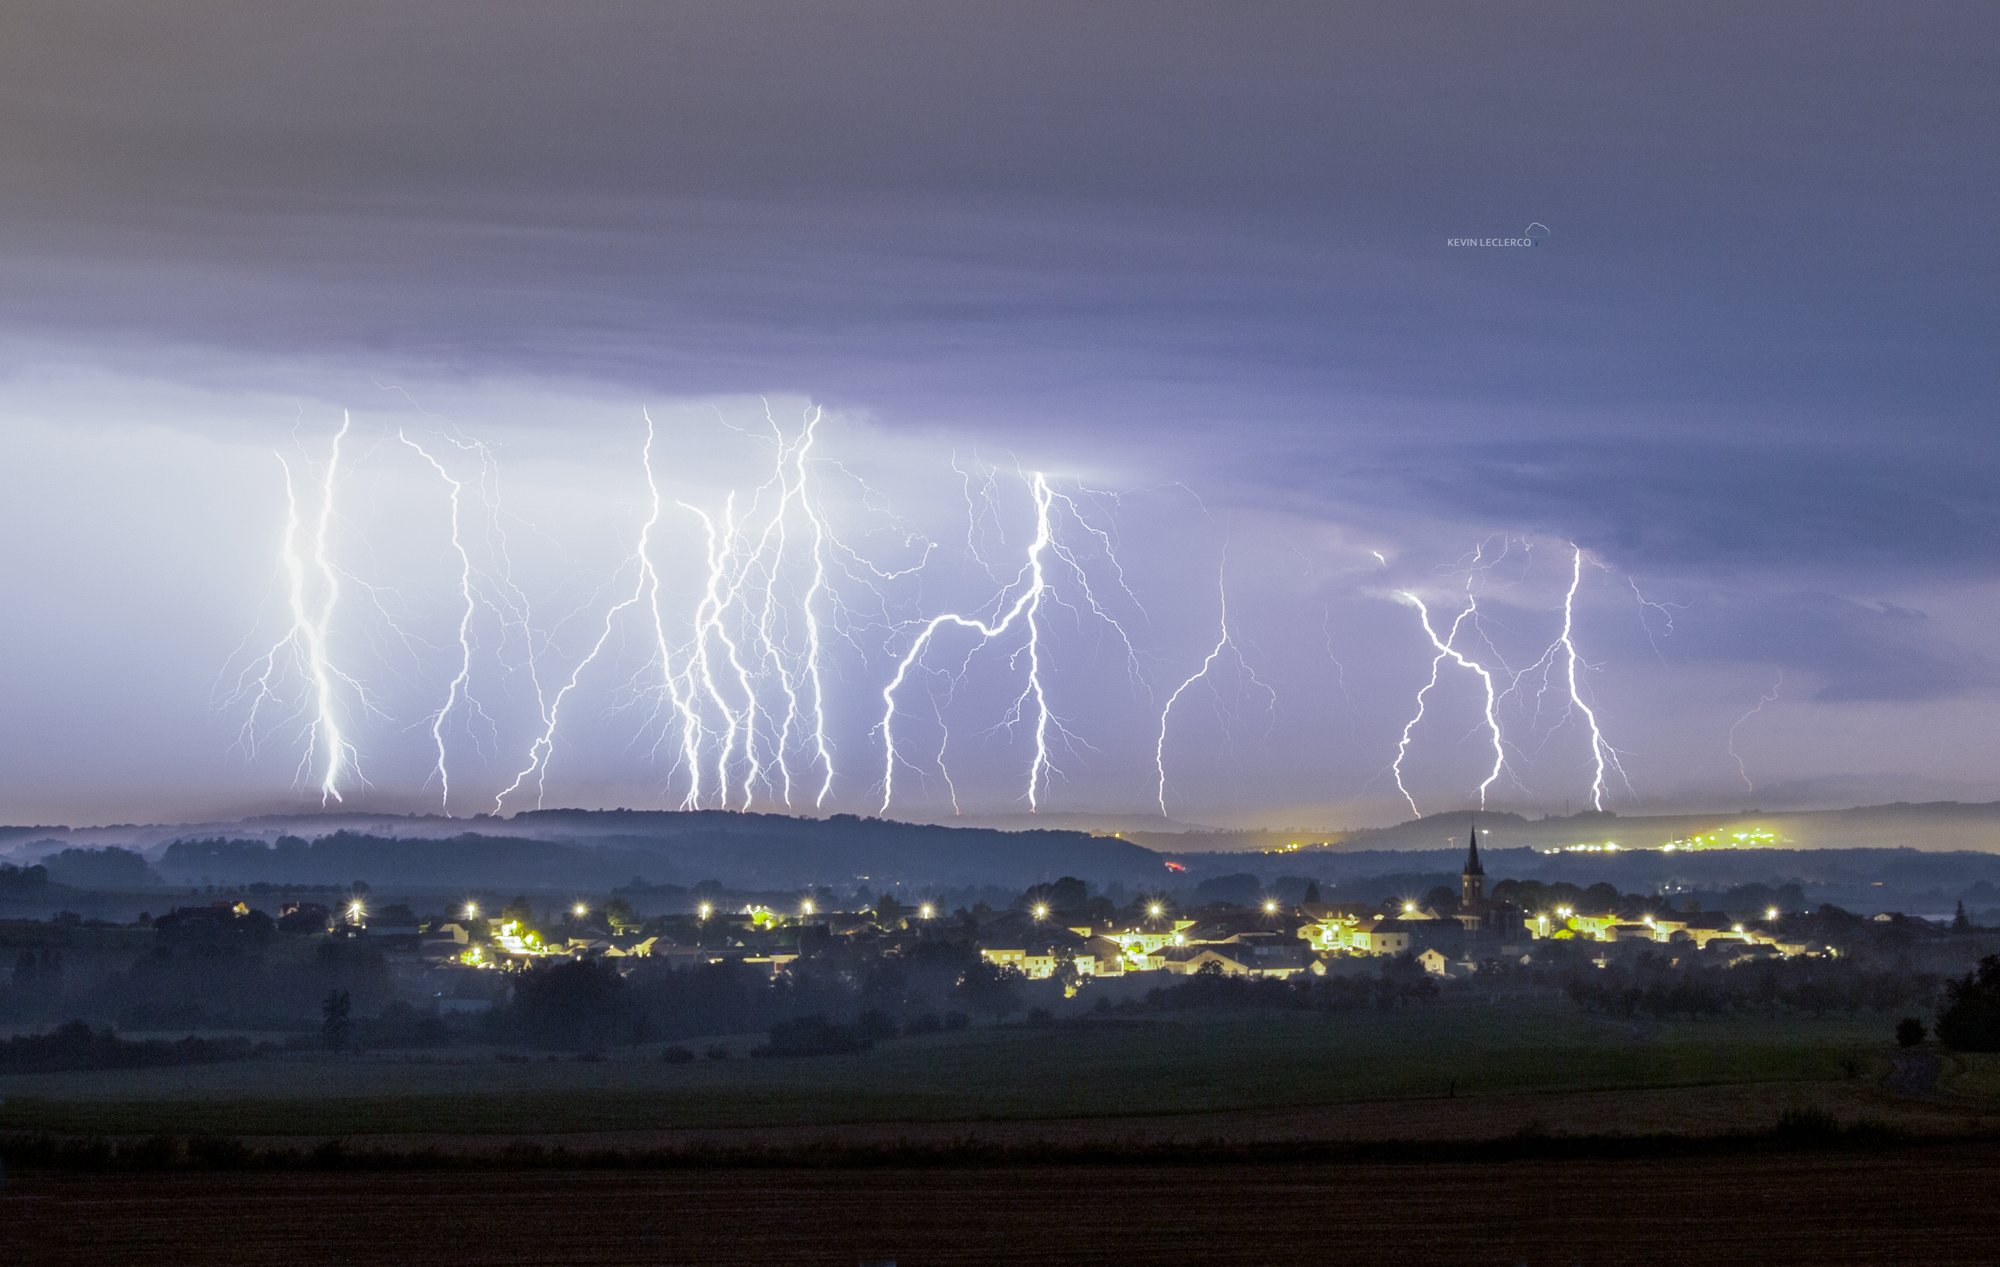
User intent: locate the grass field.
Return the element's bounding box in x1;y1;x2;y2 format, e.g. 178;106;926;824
0;1000;1928;1138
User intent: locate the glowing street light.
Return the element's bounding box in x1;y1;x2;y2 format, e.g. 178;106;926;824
1262;899;1279;916
1031;902;1050;921
918;903;936;921
1556;906;1573;919
1147;902;1165;920
463;902;479;920
1402;901;1418;916
1766;906;1780;922
799;899;816;917
696;901;713;921
347;900;365;923
572;903;589;919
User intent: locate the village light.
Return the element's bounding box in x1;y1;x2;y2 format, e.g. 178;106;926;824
800;899;816;917
1263;899;1279;915
573;903;588;918
1032;902;1050;921
464;902;479;920
918;903;936;920
1147;902;1165;920
697;901;713;921
1766;906;1780;922
1402;901;1417;916
1556;906;1572;919
1732;923;1745;935
347;900;365;922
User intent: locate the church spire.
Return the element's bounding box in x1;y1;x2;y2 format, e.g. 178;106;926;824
1463;818;1484;878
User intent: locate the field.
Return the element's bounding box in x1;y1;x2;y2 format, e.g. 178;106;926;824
8;1148;2000;1266
6;1001;1999;1263
0;1001;1989;1143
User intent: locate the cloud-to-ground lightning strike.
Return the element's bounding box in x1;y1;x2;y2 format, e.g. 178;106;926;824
1390;593;1505;817
495;412;677;812
1529;544;1630;812
1728;668;1784;794
231;414;368;804
1154;549;1268;817
877;468;1142;816
399;432;481;815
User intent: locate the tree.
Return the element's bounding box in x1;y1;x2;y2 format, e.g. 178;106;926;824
603;897;638;935
321;989;352;1051
1953;901;1972;932
1896;1017;1927;1048
1935;955;2000;1052
1303;881;1322;905
874;892;905;926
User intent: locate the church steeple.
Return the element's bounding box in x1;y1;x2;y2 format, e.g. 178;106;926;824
1461;818;1485;917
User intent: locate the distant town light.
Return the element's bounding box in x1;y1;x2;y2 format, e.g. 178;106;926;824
1556;906;1572;919
347;900;365;922
463;902;479;920
1147;902;1165;920
572;903;588;918
697;901;713;921
918;903;936;920
1031;902;1050;921
800;899;816;917
1766;906;1780;921
1402;901;1417;916
1263;899;1279;915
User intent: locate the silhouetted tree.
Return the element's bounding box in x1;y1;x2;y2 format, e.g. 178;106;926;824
1896;1017;1927;1048
1936;955;2000;1052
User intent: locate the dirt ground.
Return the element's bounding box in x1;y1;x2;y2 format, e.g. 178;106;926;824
6;1143;2000;1266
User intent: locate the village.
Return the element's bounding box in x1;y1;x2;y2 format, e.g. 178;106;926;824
325;830;1851;1007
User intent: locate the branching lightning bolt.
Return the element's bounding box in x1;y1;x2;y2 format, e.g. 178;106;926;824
1728;668;1783;794
1154;548;1269;818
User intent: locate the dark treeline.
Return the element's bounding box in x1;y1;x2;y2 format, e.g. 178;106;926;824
1561;953;1939;1020
0;1020;266;1073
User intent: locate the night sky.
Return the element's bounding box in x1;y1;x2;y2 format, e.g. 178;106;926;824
1;3;1995;827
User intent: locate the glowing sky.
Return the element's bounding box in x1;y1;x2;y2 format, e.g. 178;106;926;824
0;3;1994;827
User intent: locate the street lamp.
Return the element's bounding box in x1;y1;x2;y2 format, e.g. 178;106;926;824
696;901;713;921
463;902;479;920
1147;902;1165;920
800;899;816;917
572;903;588;919
918;903;936;921
1031;902;1050;921
1263;899;1279;916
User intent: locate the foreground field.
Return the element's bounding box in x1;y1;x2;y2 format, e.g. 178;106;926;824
7;1144;2000;1266
0;1002;1938;1139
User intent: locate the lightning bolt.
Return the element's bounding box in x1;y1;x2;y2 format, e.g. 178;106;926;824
878;468;1137;815
1389;593;1506;817
230;413;369;804
495;411;678;812
1728;668;1783;794
1518;544;1628;812
398;432;479;814
1154;548;1270;818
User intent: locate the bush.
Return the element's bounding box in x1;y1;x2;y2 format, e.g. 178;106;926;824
1896;1017;1927;1048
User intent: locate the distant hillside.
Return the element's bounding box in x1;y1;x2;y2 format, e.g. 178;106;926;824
140;810;1168;891
1136;802;2000;857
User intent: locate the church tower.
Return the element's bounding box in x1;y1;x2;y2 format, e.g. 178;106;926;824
1456;819;1488;907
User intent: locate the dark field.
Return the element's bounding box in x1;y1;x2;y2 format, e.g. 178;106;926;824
7;1145;2000;1266
5;1003;1997;1263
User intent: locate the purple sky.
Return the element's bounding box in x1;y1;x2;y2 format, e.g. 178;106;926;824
0;3;1995;828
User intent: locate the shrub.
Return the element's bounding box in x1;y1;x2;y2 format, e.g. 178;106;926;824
1896;1017;1927;1048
